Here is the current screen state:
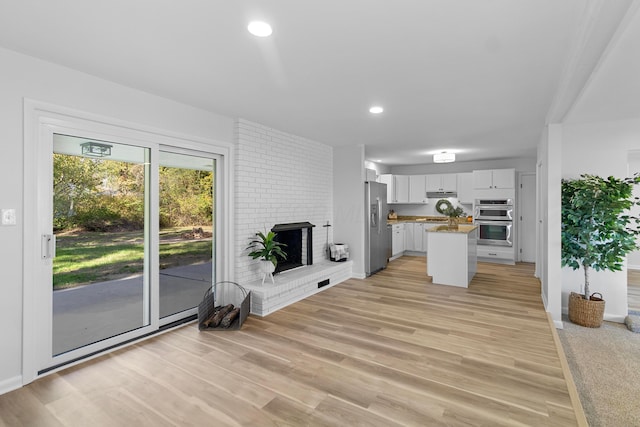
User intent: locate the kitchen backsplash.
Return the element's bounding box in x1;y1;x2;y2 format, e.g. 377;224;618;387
390;197;471;217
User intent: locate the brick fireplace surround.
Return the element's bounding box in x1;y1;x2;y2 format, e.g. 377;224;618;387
234;119;353;315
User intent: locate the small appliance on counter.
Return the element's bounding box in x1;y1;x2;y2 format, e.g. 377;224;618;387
329;243;349;262
388;210;397;220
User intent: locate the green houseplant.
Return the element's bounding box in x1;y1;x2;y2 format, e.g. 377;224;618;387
436;199;466;229
247;230;287;270
561;173;640;326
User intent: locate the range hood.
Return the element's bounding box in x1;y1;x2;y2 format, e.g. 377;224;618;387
427;191;457;198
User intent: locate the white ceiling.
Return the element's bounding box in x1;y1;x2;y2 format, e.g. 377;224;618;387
565;2;640;124
0;1;632;165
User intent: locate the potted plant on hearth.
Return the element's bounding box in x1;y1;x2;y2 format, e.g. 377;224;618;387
562;173;640;327
247;230;287;276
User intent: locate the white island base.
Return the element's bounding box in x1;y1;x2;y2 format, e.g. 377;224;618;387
426;224;478;288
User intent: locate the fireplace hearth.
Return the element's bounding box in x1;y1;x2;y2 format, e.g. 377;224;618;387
271;222;315;274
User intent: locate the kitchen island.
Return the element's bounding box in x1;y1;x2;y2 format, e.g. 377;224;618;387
426;224;478;288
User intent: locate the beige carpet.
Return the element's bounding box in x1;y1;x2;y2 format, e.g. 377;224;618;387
558;317;640;427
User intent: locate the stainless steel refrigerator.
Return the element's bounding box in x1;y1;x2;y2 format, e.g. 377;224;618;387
365;181;391;276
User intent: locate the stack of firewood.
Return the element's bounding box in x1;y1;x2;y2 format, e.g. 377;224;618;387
201;304;240;328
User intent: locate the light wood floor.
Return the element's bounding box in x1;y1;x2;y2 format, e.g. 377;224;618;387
629;269;640;312
0;257;581;426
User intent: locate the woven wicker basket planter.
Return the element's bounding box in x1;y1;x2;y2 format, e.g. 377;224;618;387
568;291;605;328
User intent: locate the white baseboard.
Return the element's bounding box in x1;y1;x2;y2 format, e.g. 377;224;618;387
562;306;626;324
604;313;626;324
352;272;366;279
629;265;640;271
0;375;22;396
542;292;564;328
554;319;564;329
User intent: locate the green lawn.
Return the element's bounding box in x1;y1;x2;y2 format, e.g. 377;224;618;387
53;228;212;289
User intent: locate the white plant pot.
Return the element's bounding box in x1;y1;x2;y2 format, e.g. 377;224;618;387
259;259;276;285
259;260;276;274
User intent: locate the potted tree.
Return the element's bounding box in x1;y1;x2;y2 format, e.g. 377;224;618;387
561;173;640;327
247;230;287;281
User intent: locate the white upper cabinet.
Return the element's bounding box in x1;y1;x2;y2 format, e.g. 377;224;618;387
426;173;457;192
491;169;515;189
472;170;493;189
380;174;409;203
394;175;409;203
457;172;473;204
473;169;514;189
379;174;393;203
409;175;428;203
441;174;457;191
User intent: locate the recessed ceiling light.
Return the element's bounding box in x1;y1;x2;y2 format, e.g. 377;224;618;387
369;106;384;114
248;21;273;37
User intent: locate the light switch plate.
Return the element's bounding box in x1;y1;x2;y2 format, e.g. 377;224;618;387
1;209;16;225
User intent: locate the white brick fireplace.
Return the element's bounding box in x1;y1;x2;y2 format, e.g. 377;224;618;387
234;119;352;315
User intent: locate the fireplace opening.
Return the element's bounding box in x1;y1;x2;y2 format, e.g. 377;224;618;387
272;222;315;274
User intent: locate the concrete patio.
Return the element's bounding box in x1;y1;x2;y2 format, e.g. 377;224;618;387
52;262;212;355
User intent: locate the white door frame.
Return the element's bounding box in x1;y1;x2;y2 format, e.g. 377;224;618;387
518;172;537;263
23;99;234;384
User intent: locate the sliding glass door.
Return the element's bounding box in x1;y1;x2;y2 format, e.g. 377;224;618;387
35;128;219;372
52;134;151;357
158;151;215;321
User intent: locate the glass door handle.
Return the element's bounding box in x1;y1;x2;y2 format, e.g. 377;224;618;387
41;234;56;259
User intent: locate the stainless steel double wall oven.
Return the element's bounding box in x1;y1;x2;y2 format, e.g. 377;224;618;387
474;198;513;246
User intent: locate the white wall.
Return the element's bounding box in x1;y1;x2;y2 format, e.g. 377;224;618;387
364;160;390;176
560;117;640;322
234;119;333;285
388;199;471;218
538;125;563;328
628;151;640;269
335;146;366;278
0;47;234;393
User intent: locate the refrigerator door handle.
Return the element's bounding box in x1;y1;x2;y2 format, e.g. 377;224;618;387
377;197;382;235
371;203;377;228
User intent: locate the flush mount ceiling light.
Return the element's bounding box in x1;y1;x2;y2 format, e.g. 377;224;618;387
433;151;455;163
81;141;112;157
248;21;273;37
369;106;384;114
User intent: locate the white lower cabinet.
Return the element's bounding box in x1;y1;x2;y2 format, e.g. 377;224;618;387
404;223;415;251
402;222;428;253
477;245;515;263
422;224;428;254
392;223;405;256
413;223;425;252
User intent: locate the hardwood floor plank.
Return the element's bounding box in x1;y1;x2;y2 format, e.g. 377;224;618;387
0;256;582;426
312;395;405;427
0;387;65;427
